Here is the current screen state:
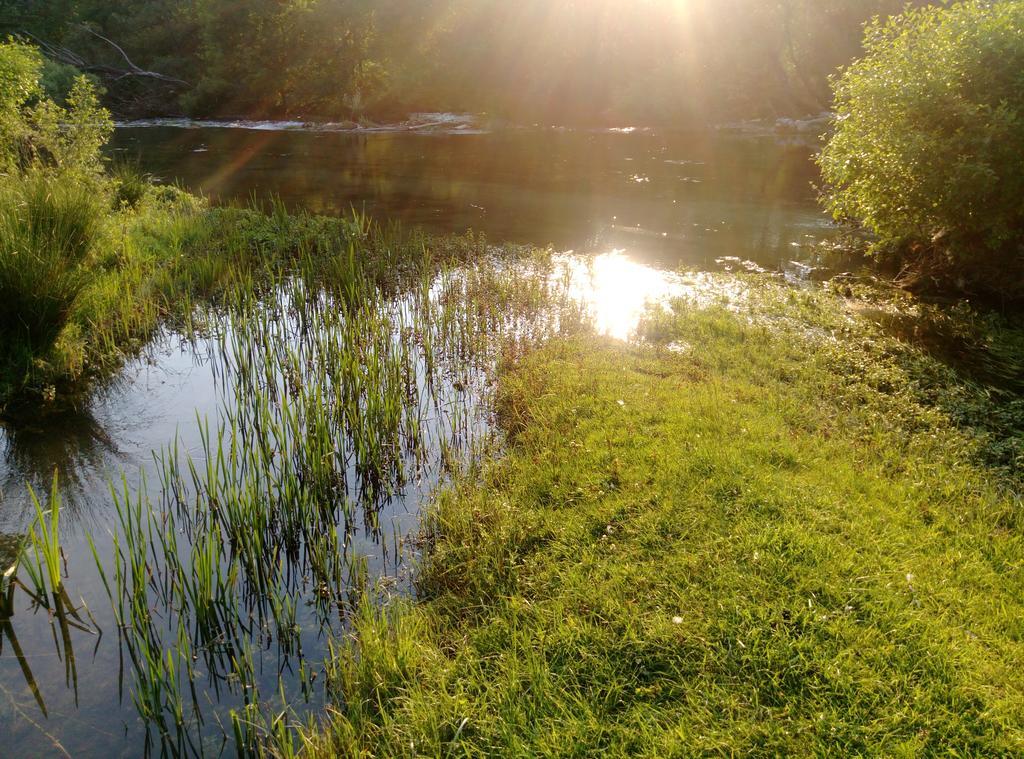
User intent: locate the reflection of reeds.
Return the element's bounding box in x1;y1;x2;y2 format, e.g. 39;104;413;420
0;405;123;529
3;530;97;721
1;614;48;717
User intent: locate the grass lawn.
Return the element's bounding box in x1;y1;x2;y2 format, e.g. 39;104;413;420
309;284;1024;756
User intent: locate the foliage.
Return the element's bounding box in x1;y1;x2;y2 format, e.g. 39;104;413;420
182;0;380;118
305;281;1024;755
0;37;43;172
39;57;97;105
819;1;1024;300
3;0;936;124
25;75;112;175
0;39;122;410
0;39;111;176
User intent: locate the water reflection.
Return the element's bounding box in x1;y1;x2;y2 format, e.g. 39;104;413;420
563;251;683;340
0;411;123;529
562;250;751;340
0;333;222;536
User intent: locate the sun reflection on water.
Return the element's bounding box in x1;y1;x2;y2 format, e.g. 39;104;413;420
560;249;745;341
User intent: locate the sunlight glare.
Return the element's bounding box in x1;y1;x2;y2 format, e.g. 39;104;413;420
560;250;747;341
562;250;681;340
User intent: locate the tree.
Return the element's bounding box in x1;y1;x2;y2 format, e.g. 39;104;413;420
0;0;951;125
0;38;43;172
818;0;1024;300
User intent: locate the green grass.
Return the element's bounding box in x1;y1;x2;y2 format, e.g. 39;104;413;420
22;472;64;601
78;234;581;751
4;153;1022;753
307;283;1024;756
0;174;105;356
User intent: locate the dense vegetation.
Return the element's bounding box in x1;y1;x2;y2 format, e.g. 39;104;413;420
2;0;935;124
0;39;454;414
0;39;123;410
819;0;1024;301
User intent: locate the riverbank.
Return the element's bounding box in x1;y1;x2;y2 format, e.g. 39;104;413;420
305;282;1024;755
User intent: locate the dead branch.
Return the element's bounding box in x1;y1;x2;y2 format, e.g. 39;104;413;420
77;25;189;86
17;27;189;88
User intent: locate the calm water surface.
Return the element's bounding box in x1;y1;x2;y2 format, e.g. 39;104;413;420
111;125;832;268
0;125;835;756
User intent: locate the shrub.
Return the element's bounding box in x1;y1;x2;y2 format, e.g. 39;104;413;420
818;1;1024;300
0;39;112;177
0;38;44;173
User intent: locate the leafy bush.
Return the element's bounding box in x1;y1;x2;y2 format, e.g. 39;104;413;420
818;1;1024;300
0;38;44;173
39;58;98;105
0;39;112;177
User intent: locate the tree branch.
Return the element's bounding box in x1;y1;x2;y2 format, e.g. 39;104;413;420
16;27;189;88
77;25;189;86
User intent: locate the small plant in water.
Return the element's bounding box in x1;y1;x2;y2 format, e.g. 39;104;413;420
22;472;64;604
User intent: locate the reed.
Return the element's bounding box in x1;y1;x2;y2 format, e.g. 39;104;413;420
22;472;64;603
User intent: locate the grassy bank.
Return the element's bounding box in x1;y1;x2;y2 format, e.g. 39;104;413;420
307;283;1024;755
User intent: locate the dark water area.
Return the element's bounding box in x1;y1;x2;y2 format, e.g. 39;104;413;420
0;125;838;756
110;124;835;270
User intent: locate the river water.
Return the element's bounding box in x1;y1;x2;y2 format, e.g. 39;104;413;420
110;122;832;268
0;123;836;757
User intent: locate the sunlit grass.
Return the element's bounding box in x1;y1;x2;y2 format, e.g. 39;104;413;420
305;281;1024;756
5;166;1021;755
77;219;589;752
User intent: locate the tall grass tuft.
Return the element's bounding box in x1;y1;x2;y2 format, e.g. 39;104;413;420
22;472;64;602
110;160;151;210
0;173;104;351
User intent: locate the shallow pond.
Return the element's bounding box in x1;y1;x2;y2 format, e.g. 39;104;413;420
0;125;836;756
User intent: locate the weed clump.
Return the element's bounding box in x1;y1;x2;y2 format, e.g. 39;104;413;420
0;175;105;350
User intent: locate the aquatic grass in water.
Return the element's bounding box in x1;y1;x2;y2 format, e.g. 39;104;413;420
85;241;590;753
22;472;64;603
1;473;103;722
0;183;486;411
